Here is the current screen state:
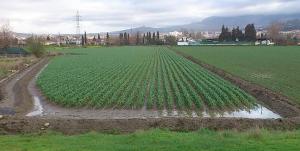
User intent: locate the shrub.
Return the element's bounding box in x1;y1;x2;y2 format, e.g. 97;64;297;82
26;36;45;57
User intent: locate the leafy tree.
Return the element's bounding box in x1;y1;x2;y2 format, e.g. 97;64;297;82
124;32;128;45
232;27;237;41
81;35;85;46
136;32;140;45
97;33;101;45
106;32;110;45
219;25;232;42
119;33;124;45
84;31;87;45
245;24;256;41
146;32;151;44
236;26;244;41
219;25;226;41
127;34;130;45
152;32;156;44
142;33;145;45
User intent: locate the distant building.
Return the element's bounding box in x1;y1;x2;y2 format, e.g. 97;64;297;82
255;38;274;46
201;31;221;39
177;41;189;46
169;31;183;37
177;37;196;46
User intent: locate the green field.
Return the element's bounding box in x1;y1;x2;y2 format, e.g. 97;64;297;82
1;129;299;151
37;46;256;110
173;46;300;104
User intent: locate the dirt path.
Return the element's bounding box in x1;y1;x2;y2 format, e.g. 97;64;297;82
0;58;49;116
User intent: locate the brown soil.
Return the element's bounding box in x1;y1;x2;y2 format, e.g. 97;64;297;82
171;48;300;118
1;116;300;135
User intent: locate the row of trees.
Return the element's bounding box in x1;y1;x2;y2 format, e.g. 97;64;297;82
81;32;109;46
142;31;162;45
118;31;162;45
219;24;257;42
93;31;164;46
119;32;130;45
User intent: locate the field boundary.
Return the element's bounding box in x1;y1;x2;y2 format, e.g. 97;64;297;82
170;47;300;118
1;116;300;134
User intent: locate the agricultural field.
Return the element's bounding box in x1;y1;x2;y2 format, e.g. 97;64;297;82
172;46;300;104
37;46;256;111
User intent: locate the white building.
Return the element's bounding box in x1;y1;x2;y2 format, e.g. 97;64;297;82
169;31;183;37
177;41;189;46
255;40;274;46
201;31;221;39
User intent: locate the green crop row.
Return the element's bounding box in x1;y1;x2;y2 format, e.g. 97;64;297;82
37;46;256;111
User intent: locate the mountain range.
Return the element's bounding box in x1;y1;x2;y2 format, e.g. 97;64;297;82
15;13;300;37
116;13;300;33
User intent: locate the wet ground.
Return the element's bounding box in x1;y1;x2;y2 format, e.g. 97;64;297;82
0;55;299;121
1;55;300;134
25;60;281;120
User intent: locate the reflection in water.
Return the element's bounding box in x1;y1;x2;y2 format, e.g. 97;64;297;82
161;105;281;119
203;105;281;119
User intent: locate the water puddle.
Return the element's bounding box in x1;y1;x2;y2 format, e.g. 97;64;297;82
26;96;43;117
161;105;281;119
208;105;281;119
26;64;48;117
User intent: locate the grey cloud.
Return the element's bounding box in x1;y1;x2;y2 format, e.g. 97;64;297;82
0;0;299;33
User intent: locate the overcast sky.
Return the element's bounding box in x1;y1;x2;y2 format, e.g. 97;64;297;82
0;0;300;34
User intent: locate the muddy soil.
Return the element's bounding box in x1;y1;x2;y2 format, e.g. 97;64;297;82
1;116;300;135
171;48;300;118
0;58;48;116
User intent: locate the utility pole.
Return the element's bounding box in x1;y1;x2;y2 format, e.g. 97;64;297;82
75;11;82;45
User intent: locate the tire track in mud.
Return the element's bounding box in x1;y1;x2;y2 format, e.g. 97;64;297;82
3;58;50;116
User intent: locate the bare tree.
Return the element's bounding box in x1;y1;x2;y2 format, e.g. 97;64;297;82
190;32;204;40
267;22;283;42
0;22;14;50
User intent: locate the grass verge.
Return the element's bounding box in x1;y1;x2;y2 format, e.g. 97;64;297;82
0;129;299;151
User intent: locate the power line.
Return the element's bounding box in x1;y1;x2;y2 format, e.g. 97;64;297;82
75;10;82;45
